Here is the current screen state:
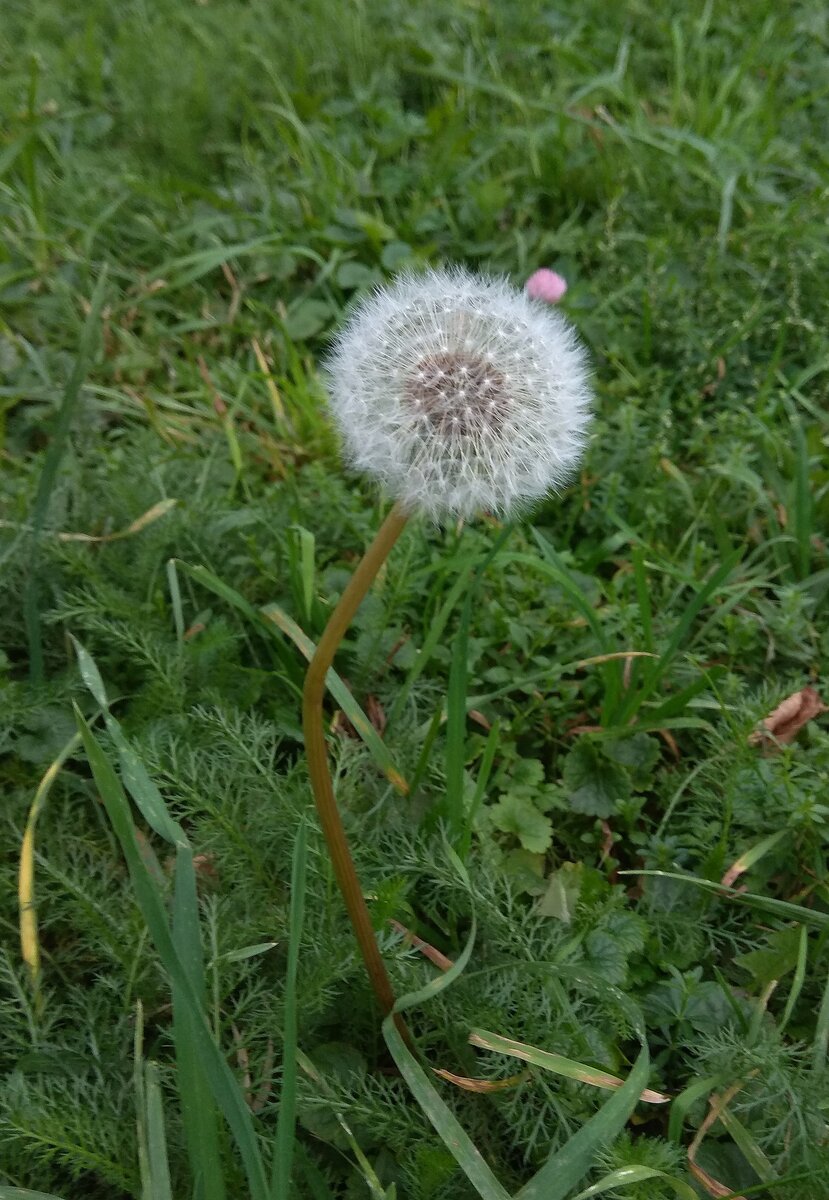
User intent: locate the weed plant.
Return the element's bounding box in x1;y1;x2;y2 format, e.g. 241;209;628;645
1;2;828;1198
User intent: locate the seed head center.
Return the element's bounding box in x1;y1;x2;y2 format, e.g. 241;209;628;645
404;351;509;435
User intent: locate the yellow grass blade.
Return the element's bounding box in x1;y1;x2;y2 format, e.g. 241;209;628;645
19;732;83;1011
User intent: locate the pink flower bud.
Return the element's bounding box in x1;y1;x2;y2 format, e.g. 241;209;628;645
526;268;568;304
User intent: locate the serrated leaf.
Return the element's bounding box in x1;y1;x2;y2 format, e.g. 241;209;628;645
584;913;646;985
601;733;660;777
563;740;630;818
501;849;547;896
490;793;553;853
509;757;545;793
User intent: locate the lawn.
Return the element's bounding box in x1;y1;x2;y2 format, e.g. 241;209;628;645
2;1;829;1197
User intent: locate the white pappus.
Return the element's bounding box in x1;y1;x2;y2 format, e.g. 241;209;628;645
325;265;593;520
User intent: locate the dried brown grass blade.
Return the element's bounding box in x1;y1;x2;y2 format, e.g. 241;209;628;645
433;1067;530;1093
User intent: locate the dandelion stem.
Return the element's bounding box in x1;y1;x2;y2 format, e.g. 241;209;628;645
303;501;409;1019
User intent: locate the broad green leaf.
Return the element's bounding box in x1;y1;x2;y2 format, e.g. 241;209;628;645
336;261;378;289
563;738;630;818
489;792;552;853
601;733;660;783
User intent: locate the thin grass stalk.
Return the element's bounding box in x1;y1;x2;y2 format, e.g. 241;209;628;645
302;501;408;1017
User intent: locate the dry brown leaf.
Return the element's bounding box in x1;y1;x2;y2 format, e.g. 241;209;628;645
433;1067;530;1093
748;686;828;749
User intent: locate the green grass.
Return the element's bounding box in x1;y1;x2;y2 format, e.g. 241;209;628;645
2;1;829;1198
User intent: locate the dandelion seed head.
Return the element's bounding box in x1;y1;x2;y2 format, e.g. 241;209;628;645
325;265;592;519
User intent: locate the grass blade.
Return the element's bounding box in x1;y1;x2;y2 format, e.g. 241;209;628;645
516;1046;650;1200
812;958;829;1074
25;268;108;683
177;561;408;792
632;547;654;653
571;1165;698;1199
0;1191;68;1199
387;563;474;727
442;522;511;839
174;560;298;675
524;538;609;650
469;1028;668;1103
721;829;788;888
408;704;445;803
72;636;186;845
381;842;510;1197
167;558;185;644
172;848;226;1200
19;731;82;1010
526;533;620;721
622;870;829;930
717;1108;777;1183
270;821;308;1199
134;1002;151;1200
382;916;511;1200
80;624;230;1200
261;601;408;795
459;718;500;860
668;1074;723;1143
779;925;808;1034
444;589;472;841
513;968;657;1200
74;706;268;1200
791;418;812;580
616;547;743;724
145;1062;174;1200
296;1049;391;1200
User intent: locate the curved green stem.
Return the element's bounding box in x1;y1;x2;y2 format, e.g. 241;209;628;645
302;502;409;1017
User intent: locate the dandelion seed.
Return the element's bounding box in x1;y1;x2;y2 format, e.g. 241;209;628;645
325;265;592;519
